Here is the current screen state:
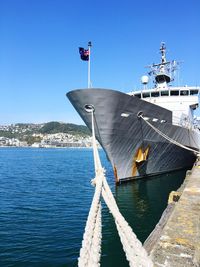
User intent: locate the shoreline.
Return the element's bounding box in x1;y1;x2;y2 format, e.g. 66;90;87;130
0;146;103;149
0;145;94;149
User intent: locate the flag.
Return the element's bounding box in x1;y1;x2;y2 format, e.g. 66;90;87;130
79;47;89;61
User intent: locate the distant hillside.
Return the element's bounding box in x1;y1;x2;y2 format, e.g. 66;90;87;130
39;121;90;136
0;122;91;141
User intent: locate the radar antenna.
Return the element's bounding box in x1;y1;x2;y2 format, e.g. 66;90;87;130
146;42;180;86
160;42;167;64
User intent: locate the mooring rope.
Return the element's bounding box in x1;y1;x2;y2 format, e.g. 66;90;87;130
78;111;103;267
139;114;200;155
78;110;153;267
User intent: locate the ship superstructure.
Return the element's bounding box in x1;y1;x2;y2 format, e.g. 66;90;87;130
67;43;200;183
129;43;199;131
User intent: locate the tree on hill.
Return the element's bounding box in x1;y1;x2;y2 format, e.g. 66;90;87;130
39;121;90;136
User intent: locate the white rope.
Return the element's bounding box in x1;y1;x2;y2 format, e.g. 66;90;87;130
102;186;153;267
78;110;154;267
78;112;103;267
140;115;199;155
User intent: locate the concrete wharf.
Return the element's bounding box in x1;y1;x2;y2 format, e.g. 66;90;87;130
144;160;200;266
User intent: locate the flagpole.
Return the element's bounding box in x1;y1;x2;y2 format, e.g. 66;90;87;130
88;41;92;88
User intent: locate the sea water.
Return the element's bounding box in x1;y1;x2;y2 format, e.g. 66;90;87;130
0;148;186;267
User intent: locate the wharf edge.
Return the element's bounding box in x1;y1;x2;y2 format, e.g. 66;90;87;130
144;159;200;266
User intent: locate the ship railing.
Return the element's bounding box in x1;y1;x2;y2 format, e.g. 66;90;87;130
173;115;196;131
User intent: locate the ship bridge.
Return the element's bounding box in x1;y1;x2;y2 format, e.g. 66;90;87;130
129;86;200;130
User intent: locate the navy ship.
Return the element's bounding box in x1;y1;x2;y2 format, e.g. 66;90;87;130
67;43;200;183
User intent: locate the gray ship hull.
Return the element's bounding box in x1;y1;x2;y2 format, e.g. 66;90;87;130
67;88;199;183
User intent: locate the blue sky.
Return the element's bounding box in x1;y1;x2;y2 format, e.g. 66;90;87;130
1;0;200;125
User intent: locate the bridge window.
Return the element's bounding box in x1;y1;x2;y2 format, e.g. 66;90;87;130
134;93;141;98
170;90;179;96
180;90;189;96
151;91;159;97
161;91;169;96
142;92;150;98
190;90;199;95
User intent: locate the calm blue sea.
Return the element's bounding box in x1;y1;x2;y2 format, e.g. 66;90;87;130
0;148;186;267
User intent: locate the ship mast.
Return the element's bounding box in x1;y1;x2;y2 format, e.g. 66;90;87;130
160;42;167;64
147;42;178;89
